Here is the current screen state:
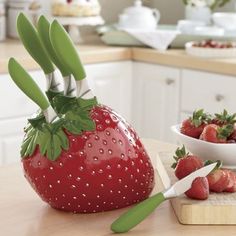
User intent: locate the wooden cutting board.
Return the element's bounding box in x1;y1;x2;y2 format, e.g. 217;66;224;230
155;152;236;225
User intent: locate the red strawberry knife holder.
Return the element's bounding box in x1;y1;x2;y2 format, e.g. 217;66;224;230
8;14;155;214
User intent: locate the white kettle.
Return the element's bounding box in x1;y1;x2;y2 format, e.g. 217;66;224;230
118;0;160;30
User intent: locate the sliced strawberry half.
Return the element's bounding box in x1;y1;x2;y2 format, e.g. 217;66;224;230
207;169;229;193
185;177;209;200
224;170;236;193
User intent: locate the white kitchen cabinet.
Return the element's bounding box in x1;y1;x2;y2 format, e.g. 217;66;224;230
0;70;45;165
85;61;133;122
181;69;236;114
132;62;180;142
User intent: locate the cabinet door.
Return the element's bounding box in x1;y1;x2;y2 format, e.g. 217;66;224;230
0;70;45;165
85;61;133;123
181;69;236;114
133;62;180;143
0;117;27;165
0;70;46;119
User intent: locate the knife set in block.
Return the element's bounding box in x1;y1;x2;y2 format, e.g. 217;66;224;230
8;14;155;215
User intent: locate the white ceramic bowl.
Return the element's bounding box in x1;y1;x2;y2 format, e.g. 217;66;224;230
212;13;236;31
171;124;236;168
185;41;236;58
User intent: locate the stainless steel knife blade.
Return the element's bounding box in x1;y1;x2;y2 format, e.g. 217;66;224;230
163;162;217;199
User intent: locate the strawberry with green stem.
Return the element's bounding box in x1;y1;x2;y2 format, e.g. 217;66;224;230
180;109;211;138
213;109;236;126
8;15;155;213
172;145;204;179
200;124;234;143
172;146;209;200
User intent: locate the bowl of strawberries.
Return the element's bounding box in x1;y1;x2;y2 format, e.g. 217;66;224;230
171;109;236;168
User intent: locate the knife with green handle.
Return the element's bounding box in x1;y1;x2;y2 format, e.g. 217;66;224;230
17;13;60;92
8;58;57;123
37;16;74;96
50;20;94;99
111;162;217;233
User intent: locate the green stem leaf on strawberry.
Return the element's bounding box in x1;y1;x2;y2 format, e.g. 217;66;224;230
181;109;211;138
21;97;98;160
45;90;64;108
214;109;236;126
56;96;98;135
217;124;234;140
171;145;204;179
191;109;211;128
171;145;189;169
204;160;222;172
21;119;69;161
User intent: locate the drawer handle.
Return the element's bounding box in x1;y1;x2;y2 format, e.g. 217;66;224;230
215;94;225;102
165;78;175;85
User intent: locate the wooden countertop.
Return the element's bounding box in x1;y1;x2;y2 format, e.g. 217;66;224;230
2;40;236;76
0;40;132;74
1;139;236;236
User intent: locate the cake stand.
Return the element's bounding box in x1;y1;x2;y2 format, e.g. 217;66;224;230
54;16;105;43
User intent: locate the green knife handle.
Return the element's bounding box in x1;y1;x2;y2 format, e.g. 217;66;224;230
37;16;70;77
17;13;54;75
8;58;50;111
50;20;86;81
111;192;165;233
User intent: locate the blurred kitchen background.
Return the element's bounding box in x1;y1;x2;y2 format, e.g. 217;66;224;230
1;0;236;41
40;0;236;24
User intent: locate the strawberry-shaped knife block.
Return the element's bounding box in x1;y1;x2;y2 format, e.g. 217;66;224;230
8;14;155;213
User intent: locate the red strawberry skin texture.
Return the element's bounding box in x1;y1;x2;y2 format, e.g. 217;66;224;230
22;105;155;213
185;177;209;200
175;156;204;180
207;169;229;193
200;124;226;143
181;119;206;139
223;169;235;192
224;171;236;193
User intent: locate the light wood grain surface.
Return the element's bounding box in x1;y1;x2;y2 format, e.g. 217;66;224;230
0;40;132;74
2;40;236;76
1;139;236;236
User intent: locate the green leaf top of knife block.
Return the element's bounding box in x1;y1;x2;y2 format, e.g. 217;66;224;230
8;58;50;111
17;13;54;75
20;96;97;160
50;20;86;81
37;16;70;77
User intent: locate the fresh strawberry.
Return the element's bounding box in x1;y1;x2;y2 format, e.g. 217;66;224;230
200;124;233;143
180;109;210;138
22;105;155;213
185;177;209;200
224;171;236;193
223;169;236;192
172;146;204;180
212;109;236;126
207;169;229;193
